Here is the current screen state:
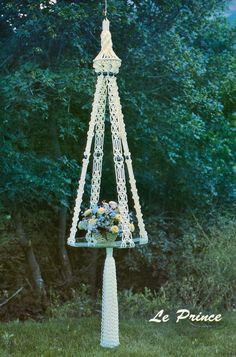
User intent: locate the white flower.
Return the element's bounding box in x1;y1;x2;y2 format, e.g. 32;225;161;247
109;201;118;209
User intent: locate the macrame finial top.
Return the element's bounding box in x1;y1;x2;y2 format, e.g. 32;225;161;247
93;19;121;74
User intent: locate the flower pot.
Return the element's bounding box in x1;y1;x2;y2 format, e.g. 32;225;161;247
86;231;118;244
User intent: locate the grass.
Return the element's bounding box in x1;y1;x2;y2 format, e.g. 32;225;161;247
0;313;235;357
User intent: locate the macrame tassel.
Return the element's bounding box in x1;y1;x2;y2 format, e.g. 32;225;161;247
100;248;119;348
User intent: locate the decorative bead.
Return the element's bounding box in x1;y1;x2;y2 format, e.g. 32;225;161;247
116;155;124;162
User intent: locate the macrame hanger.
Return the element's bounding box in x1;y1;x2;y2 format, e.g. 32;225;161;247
67;4;148;348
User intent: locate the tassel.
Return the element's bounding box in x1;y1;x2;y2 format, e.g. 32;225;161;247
100;248;119;348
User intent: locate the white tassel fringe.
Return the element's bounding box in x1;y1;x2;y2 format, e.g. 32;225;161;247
100;248;119;348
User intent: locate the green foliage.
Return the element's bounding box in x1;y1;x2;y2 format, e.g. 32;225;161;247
47;284;93;319
134;212;236;309
168;214;236;309
118;287;171;318
124;10;236;208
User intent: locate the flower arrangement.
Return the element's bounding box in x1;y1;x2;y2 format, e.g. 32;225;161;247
77;201;134;244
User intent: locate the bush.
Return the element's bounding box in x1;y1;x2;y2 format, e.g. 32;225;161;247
47;284;94;319
118;287;172;318
173;214;236;309
143;212;236;310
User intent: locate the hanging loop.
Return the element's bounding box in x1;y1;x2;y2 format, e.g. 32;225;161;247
104;0;107;18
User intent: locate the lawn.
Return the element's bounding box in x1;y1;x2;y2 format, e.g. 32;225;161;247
0;313;235;357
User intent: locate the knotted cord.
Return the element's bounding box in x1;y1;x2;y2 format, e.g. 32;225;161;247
104;0;107;17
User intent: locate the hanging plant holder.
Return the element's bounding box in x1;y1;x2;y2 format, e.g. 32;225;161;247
67;18;148;348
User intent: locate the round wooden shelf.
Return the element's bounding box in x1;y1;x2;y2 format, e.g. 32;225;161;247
67;237;147;249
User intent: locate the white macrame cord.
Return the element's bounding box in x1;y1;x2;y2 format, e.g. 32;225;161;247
100;248;119;348
67;17;149;350
68;18;148;247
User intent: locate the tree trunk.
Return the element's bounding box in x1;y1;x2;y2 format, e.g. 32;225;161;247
58;204;73;282
14;210;45;297
50;112;73;283
90;250;99;300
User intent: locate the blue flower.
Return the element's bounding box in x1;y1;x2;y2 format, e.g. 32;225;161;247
91;204;98;214
110;211;116;218
78;220;88;230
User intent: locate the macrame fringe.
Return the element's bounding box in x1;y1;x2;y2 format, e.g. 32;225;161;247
100;248;119;348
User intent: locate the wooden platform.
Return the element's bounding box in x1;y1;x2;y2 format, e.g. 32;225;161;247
67;237;147;249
